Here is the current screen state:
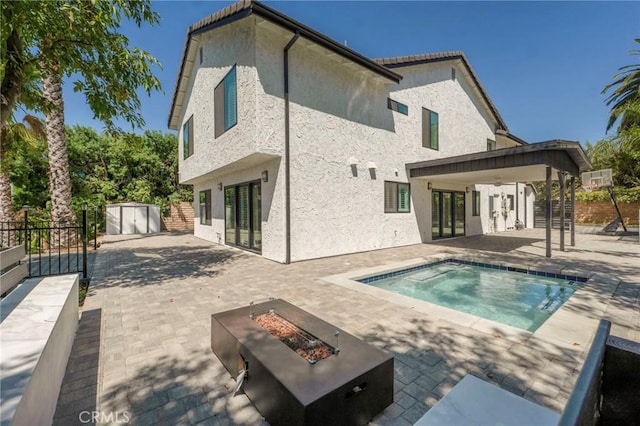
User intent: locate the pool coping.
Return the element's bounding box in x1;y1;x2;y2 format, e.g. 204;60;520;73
321;254;621;348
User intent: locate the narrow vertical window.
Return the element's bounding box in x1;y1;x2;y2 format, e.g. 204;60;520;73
199;189;211;225
422;108;439;150
387;98;408;115
451;67;456;81
183;115;193;159
385;181;411;213
472;190;480;216
215;65;237;137
199;46;203;64
487;139;496;151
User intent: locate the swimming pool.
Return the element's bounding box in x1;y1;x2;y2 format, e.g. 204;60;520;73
358;260;586;332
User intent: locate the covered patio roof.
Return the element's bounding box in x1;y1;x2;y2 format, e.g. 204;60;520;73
406;140;592;258
407;140;591;183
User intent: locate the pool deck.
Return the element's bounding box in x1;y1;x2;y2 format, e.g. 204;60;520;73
53;228;639;425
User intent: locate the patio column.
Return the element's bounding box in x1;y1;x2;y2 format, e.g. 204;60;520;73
546;167;552;258
570;176;576;246
558;171;566;251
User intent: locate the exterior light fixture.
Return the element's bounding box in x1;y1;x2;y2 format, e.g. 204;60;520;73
262;170;268;182
82;203;88;211
348;157;358;166
466;186;471;193
218;182;223;191
366;161;377;170
427;182;433;190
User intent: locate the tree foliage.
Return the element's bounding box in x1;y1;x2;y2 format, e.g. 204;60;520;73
1;0;161;129
602;39;640;132
9;126;192;215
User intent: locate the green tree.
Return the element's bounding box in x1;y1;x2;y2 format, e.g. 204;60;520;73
0;1;162;223
603;39;640;132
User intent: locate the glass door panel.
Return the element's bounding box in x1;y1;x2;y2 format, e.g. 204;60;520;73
225;187;236;244
455;193;465;236
442;192;453;238
432;192;440;239
251;183;262;250
237;185;250;247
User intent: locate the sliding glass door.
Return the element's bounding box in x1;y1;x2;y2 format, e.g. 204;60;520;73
432;190;465;239
225;181;261;252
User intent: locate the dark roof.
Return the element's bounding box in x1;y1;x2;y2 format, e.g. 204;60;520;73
496;129;528;145
168;0;402;128
407;140;591;180
375;51;508;131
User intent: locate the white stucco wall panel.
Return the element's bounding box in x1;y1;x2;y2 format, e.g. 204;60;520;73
178;18;259;184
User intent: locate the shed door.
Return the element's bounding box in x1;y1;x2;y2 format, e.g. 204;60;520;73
135;206;148;234
122;207;136;234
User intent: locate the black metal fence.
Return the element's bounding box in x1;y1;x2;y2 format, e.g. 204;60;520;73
534;200;573;229
0;207;98;280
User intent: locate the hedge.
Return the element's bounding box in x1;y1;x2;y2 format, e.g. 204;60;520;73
575;187;640;203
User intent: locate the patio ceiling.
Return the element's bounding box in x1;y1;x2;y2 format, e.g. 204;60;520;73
407;140;591;183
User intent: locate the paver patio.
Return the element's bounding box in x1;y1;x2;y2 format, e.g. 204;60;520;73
53;228;639;425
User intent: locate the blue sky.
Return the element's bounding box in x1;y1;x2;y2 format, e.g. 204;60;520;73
62;1;639;145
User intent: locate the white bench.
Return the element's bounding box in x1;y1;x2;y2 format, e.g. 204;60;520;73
414;374;560;426
0;274;79;426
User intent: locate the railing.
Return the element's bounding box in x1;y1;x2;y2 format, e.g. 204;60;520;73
0;206;98;281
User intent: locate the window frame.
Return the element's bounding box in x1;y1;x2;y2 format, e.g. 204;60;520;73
384;181;411;213
214;65;238;138
199;189;212;226
183;115;194;159
387;98;408;115
422;108;439;150
472;190;481;216
487;139;496;151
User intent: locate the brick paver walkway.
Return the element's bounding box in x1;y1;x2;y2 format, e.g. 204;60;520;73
53;229;639;425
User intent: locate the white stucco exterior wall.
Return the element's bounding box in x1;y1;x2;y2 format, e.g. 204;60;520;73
178;16;534;262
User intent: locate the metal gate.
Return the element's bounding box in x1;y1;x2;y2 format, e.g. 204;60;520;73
0;207;97;280
534;200;573;229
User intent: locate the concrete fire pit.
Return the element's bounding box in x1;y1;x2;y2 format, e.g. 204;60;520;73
211;299;393;425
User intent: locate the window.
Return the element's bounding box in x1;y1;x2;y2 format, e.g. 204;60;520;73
214;65;237;137
506;194;514;211
199;47;203;64
385;181;410;213
183;116;193;159
472;190;480;216
487;139;496;151
387;98;408;115
451;67;456;81
199;189;211;225
422;108;438;150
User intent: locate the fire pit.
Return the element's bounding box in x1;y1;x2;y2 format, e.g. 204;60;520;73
211;299;393;425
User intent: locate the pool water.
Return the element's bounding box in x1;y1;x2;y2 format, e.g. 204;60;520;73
359;262;580;332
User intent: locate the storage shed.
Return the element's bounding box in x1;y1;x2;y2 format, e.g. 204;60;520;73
106;203;161;235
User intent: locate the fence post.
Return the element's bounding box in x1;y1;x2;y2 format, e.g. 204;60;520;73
23;204;29;252
82;203;88;280
93;206;98;250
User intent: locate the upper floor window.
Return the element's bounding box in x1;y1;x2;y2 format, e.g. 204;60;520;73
183;115;193;159
199;189;211;225
387;98;408;115
422;108;439;150
384;181;411;213
487;139;496;151
215;65;237;138
472;190;480;216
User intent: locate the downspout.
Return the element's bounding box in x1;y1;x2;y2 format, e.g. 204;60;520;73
284;32;299;264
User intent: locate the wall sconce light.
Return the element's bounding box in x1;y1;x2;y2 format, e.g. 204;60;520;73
348;157;358;166
218;182;222;191
466;186;471;194
394;168;399;177
427;182;433;190
366;161;377;170
262;170;268;183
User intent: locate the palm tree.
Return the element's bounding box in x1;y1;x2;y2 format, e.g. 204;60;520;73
603;39;640;132
42;63;76;242
0;114;45;246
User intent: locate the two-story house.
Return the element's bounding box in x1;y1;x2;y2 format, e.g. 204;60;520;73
168;1;588;263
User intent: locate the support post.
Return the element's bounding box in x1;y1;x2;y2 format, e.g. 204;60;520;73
545;167;552;258
82;204;88;280
570;176;576;247
558;171;566;252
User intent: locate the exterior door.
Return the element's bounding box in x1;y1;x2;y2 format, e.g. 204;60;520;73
224;181;261;252
432;190;465;239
